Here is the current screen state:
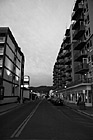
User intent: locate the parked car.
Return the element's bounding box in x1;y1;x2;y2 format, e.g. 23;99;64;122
51;97;57;104
51;97;64;106
47;97;51;101
55;98;64;106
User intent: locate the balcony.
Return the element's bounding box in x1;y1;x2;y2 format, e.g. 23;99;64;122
64;49;71;57
73;40;86;50
61;72;66;77
65;65;72;72
74;63;89;74
73;24;85;40
64;43;71;50
57;59;64;64
72;15;84;30
65;57;72;65
65;29;70;36
67;78;92;88
61;65;65;70
63;36;70;44
66;75;72;81
59;52;64;58
74;50;87;61
71;3;84;21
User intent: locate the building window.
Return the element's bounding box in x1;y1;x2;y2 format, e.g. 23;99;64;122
88;56;91;63
90;40;92;47
0;47;4;55
87;42;89;50
83;58;88;63
0;69;2;76
86;3;88;12
0;37;5;43
87;14;90;23
0;57;3;67
89;27;91;36
86;30;88;37
91;55;93;62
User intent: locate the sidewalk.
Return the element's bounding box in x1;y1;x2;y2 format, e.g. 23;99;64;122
0;102;22;114
64;101;93;117
0;100;34;114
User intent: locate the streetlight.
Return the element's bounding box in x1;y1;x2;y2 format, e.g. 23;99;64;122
64;85;67;101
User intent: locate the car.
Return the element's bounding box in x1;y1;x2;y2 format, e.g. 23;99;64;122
47;97;51;101
54;98;64;106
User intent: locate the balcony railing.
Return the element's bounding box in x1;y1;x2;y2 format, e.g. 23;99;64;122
65;65;72;72
71;3;84;20
73;24;85;40
65;57;72;64
64;43;71;50
67;78;92;88
65;29;70;36
72;15;84;30
61;72;66;77
64;49;71;57
73;39;86;50
65;76;72;81
63;36;70;44
59;52;64;58
61;65;65;70
74;63;89;74
74;50;87;61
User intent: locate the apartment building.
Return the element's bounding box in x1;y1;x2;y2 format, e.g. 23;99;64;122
53;0;93;106
0;27;25;104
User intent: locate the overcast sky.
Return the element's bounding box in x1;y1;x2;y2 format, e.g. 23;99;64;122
0;0;75;87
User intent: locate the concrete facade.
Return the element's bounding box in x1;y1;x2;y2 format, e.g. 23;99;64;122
53;0;93;107
0;27;25;104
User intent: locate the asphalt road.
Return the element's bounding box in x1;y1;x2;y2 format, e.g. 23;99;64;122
0;99;93;140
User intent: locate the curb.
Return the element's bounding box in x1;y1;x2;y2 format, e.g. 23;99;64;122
0;103;23;114
65;104;93;118
0;100;32;114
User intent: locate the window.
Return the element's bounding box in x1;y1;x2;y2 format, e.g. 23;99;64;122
86;30;88;36
0;37;5;43
87;15;90;23
0;57;3;67
86;3;88;12
83;58;88;63
91;55;93;62
88;56;91;62
0;47;4;55
0;69;2;76
90;40;92;47
89;27;91;36
87;42;89;50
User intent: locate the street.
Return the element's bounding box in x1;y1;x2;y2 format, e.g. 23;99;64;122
0;99;93;140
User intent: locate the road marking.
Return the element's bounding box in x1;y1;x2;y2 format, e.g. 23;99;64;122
0;104;25;116
10;100;42;138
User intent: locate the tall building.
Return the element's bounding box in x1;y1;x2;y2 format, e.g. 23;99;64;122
0;27;25;104
53;0;93;107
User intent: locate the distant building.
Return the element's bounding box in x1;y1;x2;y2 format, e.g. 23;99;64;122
0;27;25;104
53;0;93;107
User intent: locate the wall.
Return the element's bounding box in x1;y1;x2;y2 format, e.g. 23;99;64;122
3;80;12;96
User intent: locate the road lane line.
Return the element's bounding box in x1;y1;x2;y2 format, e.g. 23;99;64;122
10;100;42;138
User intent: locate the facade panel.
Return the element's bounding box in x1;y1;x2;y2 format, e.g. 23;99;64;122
7;35;15;53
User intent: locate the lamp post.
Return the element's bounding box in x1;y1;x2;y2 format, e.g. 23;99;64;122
64;85;67;101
